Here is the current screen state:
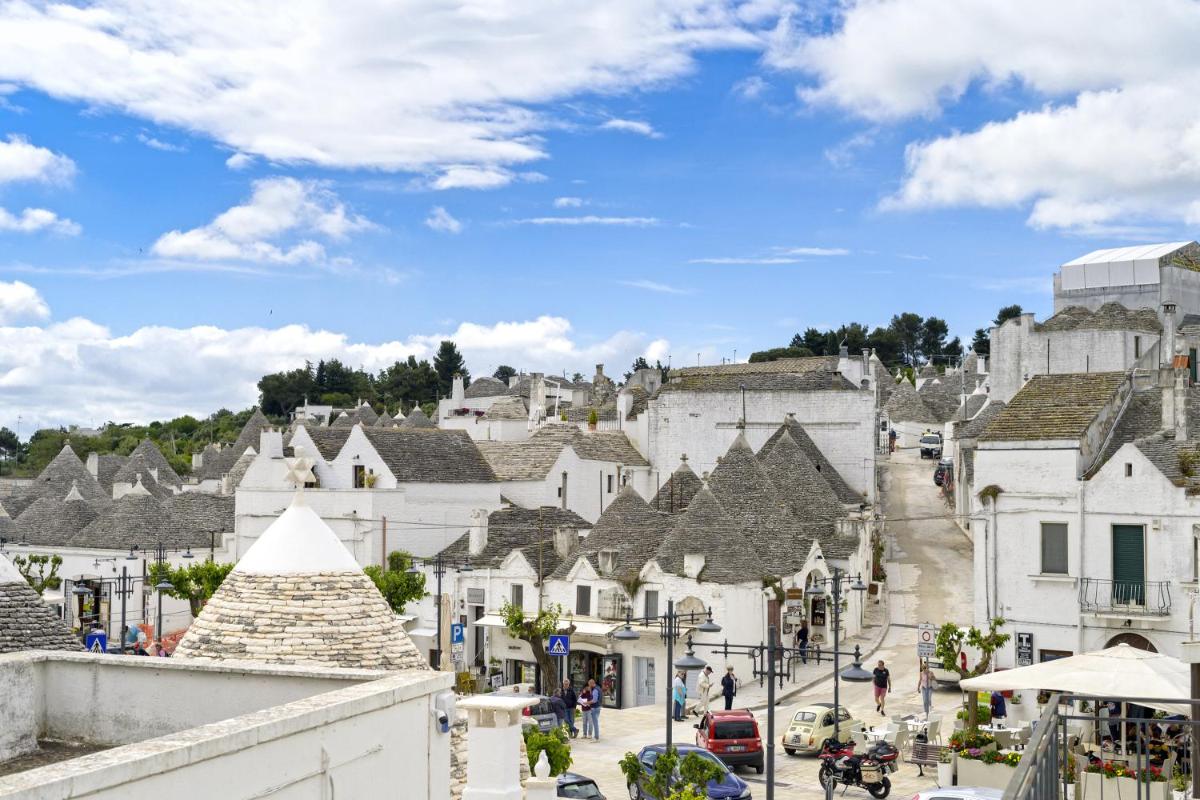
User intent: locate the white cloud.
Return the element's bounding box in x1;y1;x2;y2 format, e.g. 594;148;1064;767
778;0;1200;231
600;118;663;138
0;135;74;185
689;256;801;264
0;2;771;181
0;280;49;324
776;246;849;256
151;177;374;263
553;196;585;208
225;152;254;170
0;311;663;428
690;246;848;264
515;215;660;226
618;279;692;295
137;132;185;152
424;206;463;234
0;207;80;235
732;75;768;100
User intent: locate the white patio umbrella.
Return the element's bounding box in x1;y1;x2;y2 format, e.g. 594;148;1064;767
960;644;1193;716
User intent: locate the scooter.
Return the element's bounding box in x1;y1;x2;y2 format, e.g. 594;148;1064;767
817;736;898;798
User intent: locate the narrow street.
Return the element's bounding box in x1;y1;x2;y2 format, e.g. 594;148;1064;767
566;446;976;798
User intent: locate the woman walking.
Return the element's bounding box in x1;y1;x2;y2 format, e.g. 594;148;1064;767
917;661;935;718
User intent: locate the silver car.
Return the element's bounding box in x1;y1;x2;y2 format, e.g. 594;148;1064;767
912;788;1004;800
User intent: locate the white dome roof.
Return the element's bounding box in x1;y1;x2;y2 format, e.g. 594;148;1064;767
234;492;360;575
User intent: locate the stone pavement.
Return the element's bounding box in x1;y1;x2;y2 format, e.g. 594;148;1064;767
565;448;976;799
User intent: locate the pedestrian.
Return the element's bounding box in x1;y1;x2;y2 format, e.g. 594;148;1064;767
721;666;738;711
579;678;594;739
672;671;687;721
796;620;809;665
888;427;897;453
696;666;714;717
872;660;891;715
990;691;1007;725
917;660;935;717
561;678;579;738
584;678;602;740
549;691;568;730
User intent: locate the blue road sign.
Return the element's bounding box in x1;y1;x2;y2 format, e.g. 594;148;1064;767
548;634;570;657
85;631;107;653
450;623;464;645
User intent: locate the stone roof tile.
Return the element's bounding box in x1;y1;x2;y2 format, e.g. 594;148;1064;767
980;372;1128;442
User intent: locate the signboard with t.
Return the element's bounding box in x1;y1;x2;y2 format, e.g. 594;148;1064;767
548;634;570;657
85;630;107;653
917;623;936;659
450;623;464;645
1016;632;1034;666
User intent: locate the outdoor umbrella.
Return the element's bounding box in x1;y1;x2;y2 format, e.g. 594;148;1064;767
961;644;1192;715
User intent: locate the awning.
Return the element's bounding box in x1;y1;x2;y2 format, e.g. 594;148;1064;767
407;627;438;639
474;614;618;638
960;644;1190;715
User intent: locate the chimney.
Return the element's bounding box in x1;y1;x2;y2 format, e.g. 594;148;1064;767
616;390;632;420
452;373;465;405
191;452;204;470
468;509;488;557
1162;301;1180;434
259;428;284;459
595;363;605;379
85;452;99;477
509;371;521;389
553;526;578;560
1163;302;1179;369
684;553;706;579
459;695;536;800
1175;365;1189;440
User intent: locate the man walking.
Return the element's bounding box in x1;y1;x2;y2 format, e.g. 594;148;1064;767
873;659;892;715
888;427;897;454
584;678;602;741
721;666;738;711
796;620;809;665
672;671;687;721
561;678;579;738
696;666;714;717
550;690;568;730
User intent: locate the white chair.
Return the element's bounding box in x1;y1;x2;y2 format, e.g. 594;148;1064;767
853;730;870;751
926;716;943;745
892;728;911;755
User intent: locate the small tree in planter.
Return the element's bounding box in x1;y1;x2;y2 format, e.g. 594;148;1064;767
501;601;575;691
587;408;599;430
935;617;1010;730
523;726;572;776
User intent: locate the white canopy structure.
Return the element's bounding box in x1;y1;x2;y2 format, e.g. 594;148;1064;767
961;644;1193;715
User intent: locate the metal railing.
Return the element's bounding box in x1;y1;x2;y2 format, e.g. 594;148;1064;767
1079;578;1172;616
1005;693;1197;800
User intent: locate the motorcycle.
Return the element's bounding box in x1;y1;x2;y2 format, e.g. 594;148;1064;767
817;736;898;799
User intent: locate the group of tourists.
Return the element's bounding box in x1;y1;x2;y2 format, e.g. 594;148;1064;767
549;677;602;741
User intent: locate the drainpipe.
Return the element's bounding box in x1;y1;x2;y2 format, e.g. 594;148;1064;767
1078;479;1087;655
990;497;999;621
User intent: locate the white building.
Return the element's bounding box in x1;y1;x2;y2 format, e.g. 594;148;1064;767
971;361;1200;664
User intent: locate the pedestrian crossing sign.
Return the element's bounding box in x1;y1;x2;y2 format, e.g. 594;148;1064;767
548;634;570;657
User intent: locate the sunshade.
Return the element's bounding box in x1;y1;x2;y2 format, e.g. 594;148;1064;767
960;644;1194;716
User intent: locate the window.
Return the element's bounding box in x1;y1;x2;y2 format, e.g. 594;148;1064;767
1040;649;1072;662
352;464;366;488
1040;523;1068;574
1125;463;1133;477
1193;535;1199;583
607;474;614;494
644;590;659;619
1135;336;1141;358
1112;524;1146;605
576;585;591;616
510;583;524;610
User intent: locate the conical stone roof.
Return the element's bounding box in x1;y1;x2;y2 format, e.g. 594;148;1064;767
15;486;101;546
548;484;673;581
68;486;172;549
655;484;752;583
651;457;702;513
374;410;395;428
399;406;436;429
0;500;14;540
173;493;428;672
112;452;175;499
759;416;860;504
0;552;81;654
29;444;108;505
130;439;182;487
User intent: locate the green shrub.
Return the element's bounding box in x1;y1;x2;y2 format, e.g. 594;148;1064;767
524;725;572;776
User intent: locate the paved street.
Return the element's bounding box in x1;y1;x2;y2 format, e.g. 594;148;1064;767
567;447;975;799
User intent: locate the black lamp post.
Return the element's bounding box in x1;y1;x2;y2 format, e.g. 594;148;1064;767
408;553;473;670
129;540;191;648
613;600;721;749
805;568;872;738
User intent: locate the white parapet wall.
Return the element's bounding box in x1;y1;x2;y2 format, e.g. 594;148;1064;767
0;652;454;800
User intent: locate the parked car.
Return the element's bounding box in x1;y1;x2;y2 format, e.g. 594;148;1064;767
558;771;605;799
521;695;560;733
625;744;752;799
694;709;764;773
933;457;953;486
919;433;943;459
911;789;1002;800
782;702;862;756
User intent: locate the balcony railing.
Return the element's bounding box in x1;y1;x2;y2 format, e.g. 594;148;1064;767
1078;577;1171;616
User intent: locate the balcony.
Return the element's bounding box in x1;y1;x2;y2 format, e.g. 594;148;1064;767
1078;578;1171;617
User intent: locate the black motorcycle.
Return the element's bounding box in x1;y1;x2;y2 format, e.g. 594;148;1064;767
817;737;896;799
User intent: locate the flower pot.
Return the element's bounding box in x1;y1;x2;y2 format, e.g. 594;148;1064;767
937;762;954;787
956;759;1012;790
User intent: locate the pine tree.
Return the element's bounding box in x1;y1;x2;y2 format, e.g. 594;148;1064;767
432;340;469;397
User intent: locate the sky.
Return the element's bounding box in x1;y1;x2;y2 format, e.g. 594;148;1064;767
2;0;1200;430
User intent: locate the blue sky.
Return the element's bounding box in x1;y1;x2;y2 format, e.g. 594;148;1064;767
0;0;1197;427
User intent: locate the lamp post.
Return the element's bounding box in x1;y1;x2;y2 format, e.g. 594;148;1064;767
132;540;192;648
804;569;872;738
613;601;721;749
409;553;473;670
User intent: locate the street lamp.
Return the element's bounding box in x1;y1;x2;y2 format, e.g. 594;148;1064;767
611;600;721;749
805;568;871;739
408;553;473;671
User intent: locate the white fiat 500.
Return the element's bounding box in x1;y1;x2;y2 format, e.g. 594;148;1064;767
782;703;861;755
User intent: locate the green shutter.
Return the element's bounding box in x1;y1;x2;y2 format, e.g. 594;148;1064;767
1112;525;1145;605
1040;523;1068;574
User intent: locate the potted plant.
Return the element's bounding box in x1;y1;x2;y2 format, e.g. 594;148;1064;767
1172;764;1189;800
956;748;1018;789
587;408;598;431
936;748;954;787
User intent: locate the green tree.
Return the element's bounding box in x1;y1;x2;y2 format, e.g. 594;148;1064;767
148;560;235;617
523;725;572;776
971;328;990;356
570;372;584;383
888;312;925;365
920;317;950;361
935;617;1010;730
258;363;316;417
749;345;813;363
433;340;469;397
363;551;426;613
501;600;574;691
494;365;518;384
12;554;63;594
994;304;1023;326
619;747;723;800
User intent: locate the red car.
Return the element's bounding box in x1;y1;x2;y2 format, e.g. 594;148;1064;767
694;709;765;773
